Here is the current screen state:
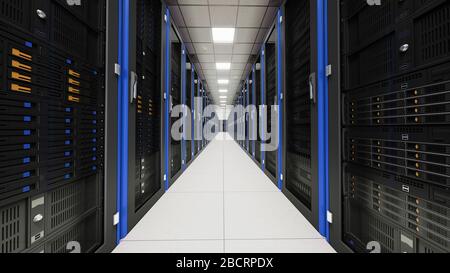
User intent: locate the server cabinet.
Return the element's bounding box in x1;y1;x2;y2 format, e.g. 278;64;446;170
0;0;118;253
263;23;281;185
185;58;193;165
194;80;202;154
255;58;262;164
329;0;450;253
126;0;164;231
169;25;182;183
282;0;320;228
192;72;198;157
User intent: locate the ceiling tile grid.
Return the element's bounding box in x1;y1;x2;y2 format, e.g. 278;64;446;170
168;0;280;106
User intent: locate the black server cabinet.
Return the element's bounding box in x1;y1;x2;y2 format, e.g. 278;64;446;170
255;57;262;164
282;0;320;228
193;72;198;156
169;26;182;183
264;24;279;184
127;0;164;231
329;0;450;253
185;59;192;165
0;0;118;253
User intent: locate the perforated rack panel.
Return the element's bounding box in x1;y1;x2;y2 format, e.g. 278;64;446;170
285;0;312;210
341;0;450;253
0;0;105;253
255;63;262;164
134;0;162;210
171;41;181;178
265;42;277;178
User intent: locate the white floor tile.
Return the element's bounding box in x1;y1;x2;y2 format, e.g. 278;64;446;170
224;192;324;240
169;170;223;193
225;239;336;253
124;193;223;241
113;240;224;253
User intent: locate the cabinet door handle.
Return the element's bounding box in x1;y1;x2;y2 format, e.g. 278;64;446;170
130;71;137;104
309;73;316;104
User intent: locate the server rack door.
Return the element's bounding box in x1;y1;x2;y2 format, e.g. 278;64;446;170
0;0;112;253
282;0;319;228
251;66;256;158
255;57;262;164
169;25;182;183
126;0;164;232
264;26;279;184
192;72;198;157
185;58;192;165
330;0;450;253
246;78;250;152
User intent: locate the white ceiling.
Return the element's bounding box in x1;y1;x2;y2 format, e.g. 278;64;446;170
168;0;281;109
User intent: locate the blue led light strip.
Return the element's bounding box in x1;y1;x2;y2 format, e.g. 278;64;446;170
317;0;329;240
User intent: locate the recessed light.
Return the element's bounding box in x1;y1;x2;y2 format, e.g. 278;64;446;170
216;63;231;70
220;96;227;99
219;89;228;93
212;28;235;44
218;79;229;85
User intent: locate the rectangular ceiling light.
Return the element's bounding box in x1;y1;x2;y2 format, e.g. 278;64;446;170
219;89;228;93
216;63;231;70
218;79;229;85
212;28;235;43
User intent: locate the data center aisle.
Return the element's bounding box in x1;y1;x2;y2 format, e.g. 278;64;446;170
113;133;335;253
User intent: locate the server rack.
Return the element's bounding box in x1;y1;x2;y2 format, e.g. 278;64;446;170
169;25;182;184
263;22;280;185
281;0;321;229
255;58;262;165
0;0;118;253
329;0;450;253
185;58;193;166
125;0;164;233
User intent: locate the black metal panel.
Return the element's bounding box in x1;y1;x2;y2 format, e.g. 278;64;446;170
134;0;162;210
285;0;312;210
170;39;181;179
265;37;277;179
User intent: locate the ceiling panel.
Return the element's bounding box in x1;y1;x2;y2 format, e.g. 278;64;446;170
180;6;211;27
173;0;277;104
237;7;266;27
209;6;238;27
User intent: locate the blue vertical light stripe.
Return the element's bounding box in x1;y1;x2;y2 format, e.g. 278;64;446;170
118;0;130;241
317;0;329;239
181;45;187;171
261;45;266;171
164;8;171;191
277;9;283;191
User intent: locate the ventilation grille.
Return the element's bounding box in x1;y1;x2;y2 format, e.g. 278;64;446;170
0;0;29;28
49;182;83;231
415;2;450;64
52;4;87;58
0;201;25;253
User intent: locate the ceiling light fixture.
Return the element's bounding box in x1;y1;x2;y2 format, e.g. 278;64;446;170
216;63;231;70
212;28;235;44
219;89;228;93
218;79;229;85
